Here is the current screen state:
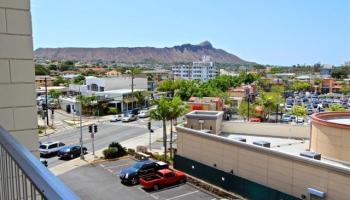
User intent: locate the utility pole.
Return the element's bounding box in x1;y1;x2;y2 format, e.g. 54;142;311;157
131;69;134;110
79;89;84;160
247;94;250;122
45;77;49;126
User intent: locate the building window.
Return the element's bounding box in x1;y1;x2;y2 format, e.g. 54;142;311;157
91;84;98;91
100;87;104;92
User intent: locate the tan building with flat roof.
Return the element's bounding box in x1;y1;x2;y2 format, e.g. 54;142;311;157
0;0;38;155
175;111;350;200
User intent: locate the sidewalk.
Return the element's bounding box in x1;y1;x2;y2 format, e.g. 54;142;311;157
50;126;168;176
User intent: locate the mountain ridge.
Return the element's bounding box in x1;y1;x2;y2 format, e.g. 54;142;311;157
34;41;251;64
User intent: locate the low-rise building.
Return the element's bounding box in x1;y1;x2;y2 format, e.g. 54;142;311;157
187;97;224;111
35;75;55;88
85;76;147;93
95;89;146;112
175;111;350;200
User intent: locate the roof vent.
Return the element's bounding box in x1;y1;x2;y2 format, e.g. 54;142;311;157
234;137;246;142
300;151;321;160
253;141;270;148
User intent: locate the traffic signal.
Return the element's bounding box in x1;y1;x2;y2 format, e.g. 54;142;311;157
88;125;93;133
94;125;98;133
148;122;151;130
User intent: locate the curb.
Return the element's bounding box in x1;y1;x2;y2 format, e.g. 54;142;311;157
185;175;244;200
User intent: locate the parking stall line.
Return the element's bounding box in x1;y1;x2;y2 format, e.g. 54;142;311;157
103;163;131;169
164;190;199;200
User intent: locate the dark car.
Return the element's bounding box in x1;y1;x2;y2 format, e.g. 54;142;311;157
119;160;168;185
57;145;87;159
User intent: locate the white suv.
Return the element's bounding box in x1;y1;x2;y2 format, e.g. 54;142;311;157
39;141;65;157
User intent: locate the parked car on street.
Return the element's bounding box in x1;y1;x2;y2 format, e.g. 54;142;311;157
296;117;304;124
119;160;168;185
138;110;150;118
282;115;292;123
139;169;187;190
122;114;138;122
110;114;123;122
39;141;66;157
57;145;87;159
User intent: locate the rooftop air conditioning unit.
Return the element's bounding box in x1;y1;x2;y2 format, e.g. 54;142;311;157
300;151;321;160
253;141;270;148
234;137;246;142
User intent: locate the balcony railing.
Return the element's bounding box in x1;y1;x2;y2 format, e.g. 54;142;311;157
0;126;80;200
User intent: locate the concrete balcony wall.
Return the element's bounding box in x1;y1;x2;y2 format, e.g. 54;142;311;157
0;0;38;155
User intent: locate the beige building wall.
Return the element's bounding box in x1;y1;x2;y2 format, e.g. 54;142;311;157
311;123;350;163
0;0;38;154
177;127;350;200
222;122;310;139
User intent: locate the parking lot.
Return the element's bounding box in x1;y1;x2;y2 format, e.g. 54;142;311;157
59;158;218;200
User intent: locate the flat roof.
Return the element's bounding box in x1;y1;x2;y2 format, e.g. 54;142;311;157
219;132;350;170
327;118;350;125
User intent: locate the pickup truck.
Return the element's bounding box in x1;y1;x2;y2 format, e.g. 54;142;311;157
139;169;186;190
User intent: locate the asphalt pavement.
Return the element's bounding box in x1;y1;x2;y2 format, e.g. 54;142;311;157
40;119;163;168
59;158;218;200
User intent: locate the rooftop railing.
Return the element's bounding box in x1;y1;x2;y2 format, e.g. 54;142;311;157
0;126;80;200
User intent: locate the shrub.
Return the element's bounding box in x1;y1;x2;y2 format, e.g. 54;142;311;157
127;148;135;156
108;142;127;157
103;148;118;159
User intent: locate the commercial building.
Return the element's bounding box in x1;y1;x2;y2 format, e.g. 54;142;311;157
172;56;218;81
139;69;171;91
175;110;350;200
85;76;147;93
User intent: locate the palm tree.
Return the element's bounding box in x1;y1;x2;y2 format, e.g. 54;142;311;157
150;97;172;161
168;97;185;159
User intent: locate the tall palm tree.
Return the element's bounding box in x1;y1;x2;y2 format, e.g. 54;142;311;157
168;97;185;159
150;97;171;161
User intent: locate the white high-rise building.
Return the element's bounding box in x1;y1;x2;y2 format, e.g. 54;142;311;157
172;56;218;81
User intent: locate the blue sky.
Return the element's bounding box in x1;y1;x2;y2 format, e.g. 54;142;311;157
31;0;350;66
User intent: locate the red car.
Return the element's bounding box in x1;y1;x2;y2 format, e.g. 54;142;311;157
139;169;187;190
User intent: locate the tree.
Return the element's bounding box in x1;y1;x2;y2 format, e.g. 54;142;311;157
108;107;118;115
259;92;283;120
291;105;307;121
291;81;311;91
48;89;61;99
168;97;186;159
238;101;259;120
150;97;172;161
327;103;346;112
48;89;61;107
134;91;150;108
35;64;49;75
126;68;142;109
77;95;97;115
73;75;85;84
53;76;68;86
331;68;349;79
340;86;350;95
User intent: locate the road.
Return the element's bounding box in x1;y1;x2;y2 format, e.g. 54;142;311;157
40;119;163;168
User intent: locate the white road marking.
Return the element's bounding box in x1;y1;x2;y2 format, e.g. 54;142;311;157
164;190;199;200
150;194;159;199
103;163;131;169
